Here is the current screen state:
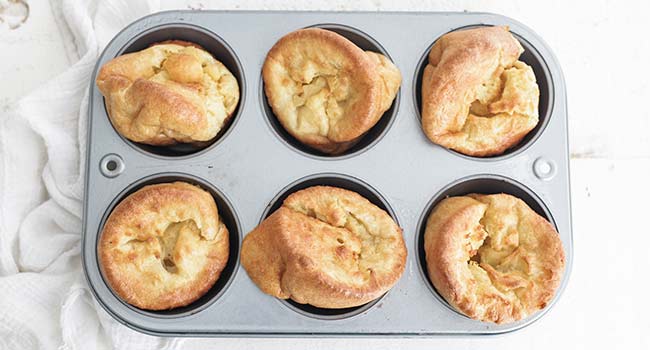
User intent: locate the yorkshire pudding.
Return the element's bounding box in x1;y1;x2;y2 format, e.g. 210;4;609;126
96;41;240;145
241;186;406;308
421;26;539;157
99;182;229;310
424;193;565;323
263;28;401;154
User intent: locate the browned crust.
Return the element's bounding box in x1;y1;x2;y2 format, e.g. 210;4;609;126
423;194;565;324
241;186;407;308
262;28;401;154
98;182;229;310
421;26;538;157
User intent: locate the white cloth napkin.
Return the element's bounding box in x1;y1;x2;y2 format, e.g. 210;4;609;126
0;0;186;349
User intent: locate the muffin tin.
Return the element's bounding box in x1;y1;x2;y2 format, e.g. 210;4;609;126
82;10;573;336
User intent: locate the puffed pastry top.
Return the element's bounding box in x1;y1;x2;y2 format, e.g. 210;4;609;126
263;28;401;154
99;182;229;310
421;26;540;157
97;41;239;145
241;186;407;308
424;193;565;323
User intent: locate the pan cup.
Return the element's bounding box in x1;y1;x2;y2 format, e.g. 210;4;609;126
107;24;245;158
413;25;554;160
259;173;399;320
261;24;400;160
415;174;557;319
97;173;241;318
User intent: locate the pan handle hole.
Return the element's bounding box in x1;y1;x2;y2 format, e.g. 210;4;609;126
533;157;556;180
100;154;125;178
106;160;118;171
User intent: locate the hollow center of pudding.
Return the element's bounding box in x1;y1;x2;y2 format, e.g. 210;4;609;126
157;219;199;274
290;70;353;137
467;213;532;297
469;74;505;117
467;61;538;121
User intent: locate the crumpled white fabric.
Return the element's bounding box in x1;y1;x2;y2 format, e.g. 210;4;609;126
0;0;186;349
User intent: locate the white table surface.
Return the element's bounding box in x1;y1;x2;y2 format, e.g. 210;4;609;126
1;1;648;349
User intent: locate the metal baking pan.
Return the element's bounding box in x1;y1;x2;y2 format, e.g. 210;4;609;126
81;10;573;337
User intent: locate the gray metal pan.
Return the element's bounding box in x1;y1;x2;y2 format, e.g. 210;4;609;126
82;10;573;336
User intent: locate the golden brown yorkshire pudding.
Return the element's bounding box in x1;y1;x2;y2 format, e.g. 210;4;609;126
96;41;240;146
421;26;540;157
263;28;401;154
241;186;407;308
99;182;229;310
424;193;565;323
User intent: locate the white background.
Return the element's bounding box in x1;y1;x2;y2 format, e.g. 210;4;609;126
1;0;648;349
